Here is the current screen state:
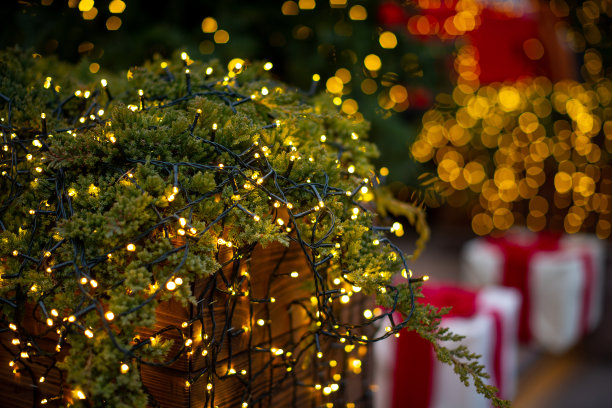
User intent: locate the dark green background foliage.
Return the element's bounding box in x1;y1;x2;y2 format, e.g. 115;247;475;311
4;0;454;188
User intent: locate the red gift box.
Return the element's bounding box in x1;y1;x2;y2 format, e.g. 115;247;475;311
373;284;521;408
462;230;605;353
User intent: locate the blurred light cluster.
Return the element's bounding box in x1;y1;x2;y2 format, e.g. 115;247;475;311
549;0;610;53
199;16;230;55
407;0;485;39
62;0;126;29
276;1;433;120
412;46;612;239
323;60;413;118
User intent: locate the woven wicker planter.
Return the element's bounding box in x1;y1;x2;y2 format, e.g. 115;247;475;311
0;239;369;408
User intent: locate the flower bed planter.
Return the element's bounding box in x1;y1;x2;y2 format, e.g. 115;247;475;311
0;49;502;408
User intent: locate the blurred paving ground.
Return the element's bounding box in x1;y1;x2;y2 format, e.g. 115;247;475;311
393;226;612;408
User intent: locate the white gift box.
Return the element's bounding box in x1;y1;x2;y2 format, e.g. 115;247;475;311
462;231;604;353
372;285;521;408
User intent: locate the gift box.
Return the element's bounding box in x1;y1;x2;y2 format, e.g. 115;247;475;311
462;230;605;353
373;285;521;408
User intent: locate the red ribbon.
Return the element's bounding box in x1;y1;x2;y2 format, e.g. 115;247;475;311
487;232;560;341
579;251;595;335
392;326;435;408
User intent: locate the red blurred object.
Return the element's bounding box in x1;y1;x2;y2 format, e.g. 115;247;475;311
466;9;548;83
487;232;560;341
392;329;434;408
409;86;433;110
391;0;577;81
378;1;408;26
